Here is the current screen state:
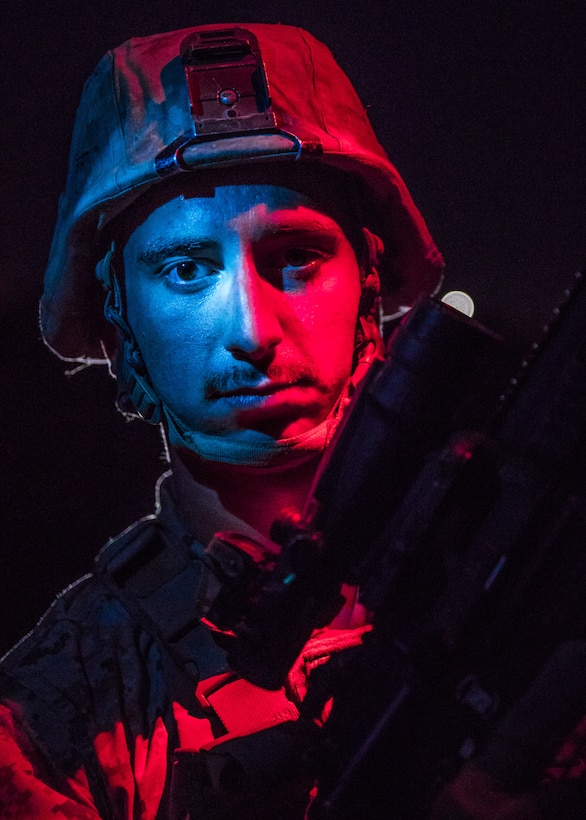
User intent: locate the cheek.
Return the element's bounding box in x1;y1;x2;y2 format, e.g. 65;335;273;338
316;267;361;343
126;287;214;398
297;281;360;383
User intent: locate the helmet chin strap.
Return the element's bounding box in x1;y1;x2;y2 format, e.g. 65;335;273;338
95;230;385;464
163;382;354;467
96;242;164;425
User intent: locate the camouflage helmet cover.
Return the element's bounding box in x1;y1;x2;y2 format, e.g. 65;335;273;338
40;22;444;361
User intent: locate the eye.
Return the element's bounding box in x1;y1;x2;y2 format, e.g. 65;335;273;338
283;248;318;269
272;246;328;283
161;259;218;292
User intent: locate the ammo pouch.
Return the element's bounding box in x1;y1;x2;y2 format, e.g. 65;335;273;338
169;721;319;820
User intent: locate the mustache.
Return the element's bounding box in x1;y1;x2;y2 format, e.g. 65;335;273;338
204;362;317;396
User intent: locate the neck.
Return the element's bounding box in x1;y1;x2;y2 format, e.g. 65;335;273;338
170;447;322;540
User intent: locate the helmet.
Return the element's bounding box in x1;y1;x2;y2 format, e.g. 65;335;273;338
40;23;444;362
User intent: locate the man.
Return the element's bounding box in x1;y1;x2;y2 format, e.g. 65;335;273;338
2;21;581;820
0;22;443;819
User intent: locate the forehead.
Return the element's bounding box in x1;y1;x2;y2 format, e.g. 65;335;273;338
127;185;348;248
114;164;360;245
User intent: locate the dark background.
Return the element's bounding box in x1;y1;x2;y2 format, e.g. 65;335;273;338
1;0;584;653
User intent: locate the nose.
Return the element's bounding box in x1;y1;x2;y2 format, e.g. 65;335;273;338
223;254;284;363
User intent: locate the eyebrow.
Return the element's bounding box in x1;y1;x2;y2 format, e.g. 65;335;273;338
246;215;346;247
264;223;342;238
137;239;218;265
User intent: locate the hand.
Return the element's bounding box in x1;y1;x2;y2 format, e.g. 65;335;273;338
431;763;545;819
431;641;586;820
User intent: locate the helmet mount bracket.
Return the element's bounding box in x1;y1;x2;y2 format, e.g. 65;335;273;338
181;27;277;138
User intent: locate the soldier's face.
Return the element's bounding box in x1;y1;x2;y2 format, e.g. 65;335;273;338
122;179;362;451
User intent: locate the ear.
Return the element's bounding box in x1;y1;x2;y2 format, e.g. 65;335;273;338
353;228;386;382
358;227;384;318
362;227;385;269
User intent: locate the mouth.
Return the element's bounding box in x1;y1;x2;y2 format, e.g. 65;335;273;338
202;375;324;438
211;381;292;398
209;380;300;405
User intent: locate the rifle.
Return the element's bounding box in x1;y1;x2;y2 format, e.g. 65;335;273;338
197;271;586;818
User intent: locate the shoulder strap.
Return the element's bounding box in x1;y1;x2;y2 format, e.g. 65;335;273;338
95;517;231;686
